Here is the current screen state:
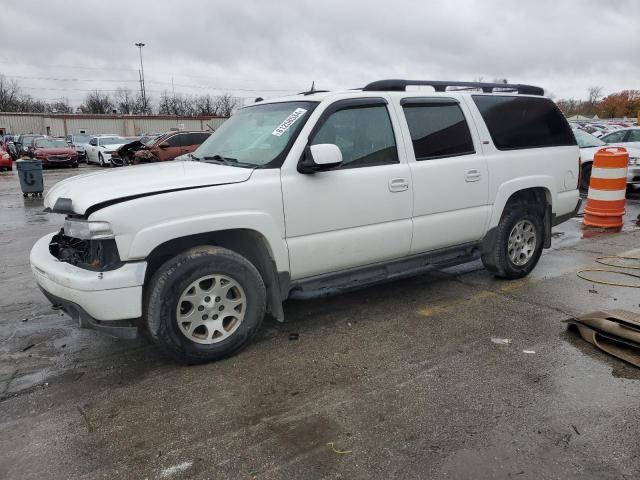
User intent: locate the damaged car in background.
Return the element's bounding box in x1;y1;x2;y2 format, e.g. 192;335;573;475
30;79;581;364
110;131;211;166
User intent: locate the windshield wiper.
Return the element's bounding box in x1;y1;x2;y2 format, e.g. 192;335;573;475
202;154;255;168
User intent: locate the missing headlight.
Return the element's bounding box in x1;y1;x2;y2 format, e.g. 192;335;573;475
49;229;122;271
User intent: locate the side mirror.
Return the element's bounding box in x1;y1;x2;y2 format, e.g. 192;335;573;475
298;143;343;173
158;142;171;149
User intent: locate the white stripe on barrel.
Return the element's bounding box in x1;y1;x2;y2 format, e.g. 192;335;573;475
585;188;627;201
591;167;629;179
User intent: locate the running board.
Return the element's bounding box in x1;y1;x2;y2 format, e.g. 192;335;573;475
288;243;481;300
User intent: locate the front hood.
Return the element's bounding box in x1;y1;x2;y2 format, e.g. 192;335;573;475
45;161;254;216
100;144;126;151
116;140;146;156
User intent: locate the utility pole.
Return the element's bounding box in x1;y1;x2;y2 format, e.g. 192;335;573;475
135;42;146;113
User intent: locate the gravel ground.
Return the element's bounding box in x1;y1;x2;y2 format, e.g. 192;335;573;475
1;164;640;479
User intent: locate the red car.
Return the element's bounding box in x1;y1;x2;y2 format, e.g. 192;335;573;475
29;138;79;168
0;146;12;171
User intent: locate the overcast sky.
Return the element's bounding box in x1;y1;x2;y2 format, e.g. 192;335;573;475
2;0;639;106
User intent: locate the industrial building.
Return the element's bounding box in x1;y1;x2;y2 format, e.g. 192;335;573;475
0;112;227;137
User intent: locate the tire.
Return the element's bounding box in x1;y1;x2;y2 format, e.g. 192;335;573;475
481;202;545;279
146;246;266;364
580;163;592;192
98;153;104;167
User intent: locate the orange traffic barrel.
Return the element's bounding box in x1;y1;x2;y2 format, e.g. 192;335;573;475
583;147;629;228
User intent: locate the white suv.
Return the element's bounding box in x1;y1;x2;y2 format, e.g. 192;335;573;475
30;80;581;363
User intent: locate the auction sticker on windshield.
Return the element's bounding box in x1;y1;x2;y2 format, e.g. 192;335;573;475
272;108;307;137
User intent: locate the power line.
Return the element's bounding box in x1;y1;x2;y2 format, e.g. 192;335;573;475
7;74;141;83
5;74;297;93
0;63;301;93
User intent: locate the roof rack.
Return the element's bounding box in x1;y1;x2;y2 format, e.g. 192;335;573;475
362;79;544;96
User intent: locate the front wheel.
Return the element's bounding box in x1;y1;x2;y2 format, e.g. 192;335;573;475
146;246;266;364
98;154;104;167
481;203;544;279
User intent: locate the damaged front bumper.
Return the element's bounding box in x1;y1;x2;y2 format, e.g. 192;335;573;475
30;233;146;338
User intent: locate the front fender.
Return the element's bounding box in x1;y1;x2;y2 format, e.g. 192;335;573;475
125;211;289;272
488;176;556;229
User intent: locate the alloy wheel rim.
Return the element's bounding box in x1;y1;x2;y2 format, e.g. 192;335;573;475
508;220;537;266
176;274;246;344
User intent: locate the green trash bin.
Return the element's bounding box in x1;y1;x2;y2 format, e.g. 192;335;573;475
16;159;44;197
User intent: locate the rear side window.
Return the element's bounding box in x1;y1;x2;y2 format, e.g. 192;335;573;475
192;132;211;144
402;101;475;160
183;132;210;145
473;96;576;150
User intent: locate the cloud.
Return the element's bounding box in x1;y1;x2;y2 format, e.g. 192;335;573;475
1;0;638;104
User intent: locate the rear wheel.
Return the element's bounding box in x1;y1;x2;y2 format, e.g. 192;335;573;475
482;203;544;279
146;246;266;364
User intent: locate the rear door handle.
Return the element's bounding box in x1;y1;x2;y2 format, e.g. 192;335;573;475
465;169;482;182
389;178;409;192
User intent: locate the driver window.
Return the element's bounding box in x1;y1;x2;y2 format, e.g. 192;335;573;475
311;105;398;168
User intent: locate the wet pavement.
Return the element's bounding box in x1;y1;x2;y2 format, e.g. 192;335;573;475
1;165;640;479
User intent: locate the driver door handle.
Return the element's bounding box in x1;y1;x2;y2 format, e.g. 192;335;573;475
389;178;409;192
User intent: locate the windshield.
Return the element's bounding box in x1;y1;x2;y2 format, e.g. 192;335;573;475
574;129;606;148
99;136;126;146
35;139;69;148
73;134;91;143
141;135;160;146
193;101;317;167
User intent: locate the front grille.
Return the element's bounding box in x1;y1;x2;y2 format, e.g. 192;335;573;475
48;155;70;161
49;229;122;271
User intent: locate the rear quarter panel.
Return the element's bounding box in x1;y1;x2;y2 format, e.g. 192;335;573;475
461;96;580;229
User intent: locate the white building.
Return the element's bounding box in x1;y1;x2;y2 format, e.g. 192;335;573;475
0;112;227;136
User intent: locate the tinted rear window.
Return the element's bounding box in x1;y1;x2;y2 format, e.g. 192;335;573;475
402;101;475;160
472;96;576;150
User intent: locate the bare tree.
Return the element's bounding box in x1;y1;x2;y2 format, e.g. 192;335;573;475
213;94;238;117
0;75;22;111
583;86;604;115
158;89;176;115
48;99;73;114
114;87;136;114
588;86;604;105
81;90;114;114
192;94;217;116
